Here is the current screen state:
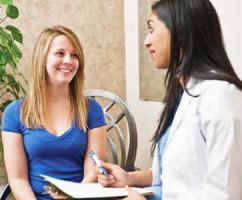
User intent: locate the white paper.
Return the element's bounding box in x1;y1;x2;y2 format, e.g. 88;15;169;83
41;174;153;198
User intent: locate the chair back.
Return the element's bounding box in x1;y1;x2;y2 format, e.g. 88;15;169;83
0;183;10;200
85;89;137;171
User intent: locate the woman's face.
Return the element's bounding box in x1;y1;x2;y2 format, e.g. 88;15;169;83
144;11;171;69
46;35;79;87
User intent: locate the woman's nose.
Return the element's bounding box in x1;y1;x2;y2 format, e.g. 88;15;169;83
63;54;71;64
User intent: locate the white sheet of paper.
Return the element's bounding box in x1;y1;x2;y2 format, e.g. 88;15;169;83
41;174;153;198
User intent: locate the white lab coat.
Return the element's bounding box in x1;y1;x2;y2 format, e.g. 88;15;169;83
152;79;242;200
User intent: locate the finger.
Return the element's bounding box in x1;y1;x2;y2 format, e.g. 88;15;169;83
98;176;115;187
97;172;114;179
99;160;117;171
98;179;109;187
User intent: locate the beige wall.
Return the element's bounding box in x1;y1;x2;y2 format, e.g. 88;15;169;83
13;0;125;97
139;0;166;101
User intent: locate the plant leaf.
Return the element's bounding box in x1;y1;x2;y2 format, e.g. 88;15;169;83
11;41;22;57
19;84;26;95
8;59;17;69
5;25;23;43
10;41;22;67
12;80;20;93
6;87;18;99
6;4;19;19
0;65;6;76
5;73;15;82
0;53;7;65
0;0;12;5
0;30;12;47
0;99;12;112
0;49;11;65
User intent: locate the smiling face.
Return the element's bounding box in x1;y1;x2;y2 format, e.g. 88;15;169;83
46;34;79;87
144;11;171;69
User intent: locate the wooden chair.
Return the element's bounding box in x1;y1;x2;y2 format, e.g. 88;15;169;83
0;89;138;199
0;184;10;200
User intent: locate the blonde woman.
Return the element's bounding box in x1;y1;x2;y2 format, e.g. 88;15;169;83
1;26;106;200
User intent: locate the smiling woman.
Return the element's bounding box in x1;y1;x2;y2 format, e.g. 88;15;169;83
1;26;107;200
144;13;171;69
46;35;79;87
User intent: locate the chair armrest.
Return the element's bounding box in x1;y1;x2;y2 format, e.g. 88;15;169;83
0;183;10;200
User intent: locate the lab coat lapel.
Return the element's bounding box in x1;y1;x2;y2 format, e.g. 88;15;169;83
164;91;192;148
164;78;201;149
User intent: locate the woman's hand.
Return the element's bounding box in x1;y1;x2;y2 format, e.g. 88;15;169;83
122;187;146;200
97;161;130;187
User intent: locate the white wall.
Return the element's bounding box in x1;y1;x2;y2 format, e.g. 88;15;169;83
124;0;162;169
211;0;242;78
124;0;242;169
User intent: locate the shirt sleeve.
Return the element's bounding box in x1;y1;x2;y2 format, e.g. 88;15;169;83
87;98;106;130
1;99;23;133
185;82;242;200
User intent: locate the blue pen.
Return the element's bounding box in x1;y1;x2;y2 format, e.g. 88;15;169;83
90;150;108;176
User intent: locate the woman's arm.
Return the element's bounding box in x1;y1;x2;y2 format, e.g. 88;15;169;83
127;169;152;187
2;131;36;200
197;84;242;200
97;161;152;187
181;83;242;200
82;126;107;183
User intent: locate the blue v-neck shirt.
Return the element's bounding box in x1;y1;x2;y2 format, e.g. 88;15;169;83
2;98;106;199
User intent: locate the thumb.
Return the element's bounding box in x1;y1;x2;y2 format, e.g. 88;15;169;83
99;160;116;171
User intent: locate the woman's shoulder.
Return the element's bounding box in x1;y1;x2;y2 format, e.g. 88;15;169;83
2;98;25;132
199;79;241;97
191;79;242;113
87;97;102;111
86;97;106;128
3;98;25;114
188;78;242;96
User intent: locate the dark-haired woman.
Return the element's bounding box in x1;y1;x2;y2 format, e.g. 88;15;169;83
97;0;242;199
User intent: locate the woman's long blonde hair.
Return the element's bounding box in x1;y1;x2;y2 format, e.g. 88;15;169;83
21;26;88;131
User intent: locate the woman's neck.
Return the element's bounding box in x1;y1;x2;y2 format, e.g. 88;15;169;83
47;84;70;102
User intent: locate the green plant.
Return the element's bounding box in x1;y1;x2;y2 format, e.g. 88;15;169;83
0;0;26;172
0;0;26;117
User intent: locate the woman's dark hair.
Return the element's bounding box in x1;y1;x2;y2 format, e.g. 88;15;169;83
151;0;242;154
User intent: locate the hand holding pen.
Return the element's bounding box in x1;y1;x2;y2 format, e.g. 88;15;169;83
93;157;130;187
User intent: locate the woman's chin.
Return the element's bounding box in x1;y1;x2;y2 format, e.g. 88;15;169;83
155;64;168;70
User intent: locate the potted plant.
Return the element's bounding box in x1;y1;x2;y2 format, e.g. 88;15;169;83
0;0;26;181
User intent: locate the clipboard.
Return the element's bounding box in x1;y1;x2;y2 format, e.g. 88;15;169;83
41;174;153;199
